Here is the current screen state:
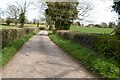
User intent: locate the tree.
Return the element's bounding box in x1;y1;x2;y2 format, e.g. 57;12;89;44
45;14;54;30
113;1;120;38
113;1;120;25
95;24;101;28
0;8;4;17
108;22;116;28
77;0;93;21
6;17;13;25
77;22;81;26
33;18;38;24
45;2;79;30
16;0;33;28
6;4;19;25
19;12;25;27
0;8;2;18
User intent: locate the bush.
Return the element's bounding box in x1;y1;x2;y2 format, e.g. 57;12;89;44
1;33;36;67
6;17;13;26
2;27;38;48
56;31;120;61
49;33;120;78
115;28;120;39
95;24;101;28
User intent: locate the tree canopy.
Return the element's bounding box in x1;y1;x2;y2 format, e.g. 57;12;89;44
113;1;120;25
113;1;120;38
45;2;79;30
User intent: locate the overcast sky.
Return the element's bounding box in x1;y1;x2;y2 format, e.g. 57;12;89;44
0;0;118;24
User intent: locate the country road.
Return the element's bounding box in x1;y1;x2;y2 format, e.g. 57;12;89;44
2;31;96;78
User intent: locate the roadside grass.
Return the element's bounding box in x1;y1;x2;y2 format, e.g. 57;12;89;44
1;31;38;67
49;31;120;78
70;25;115;35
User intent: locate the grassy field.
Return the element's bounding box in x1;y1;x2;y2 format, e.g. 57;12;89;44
1;24;115;35
70;25;115;34
0;25;18;29
0;23;39;29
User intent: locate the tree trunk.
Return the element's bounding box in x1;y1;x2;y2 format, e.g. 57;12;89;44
15;22;17;26
20;23;24;28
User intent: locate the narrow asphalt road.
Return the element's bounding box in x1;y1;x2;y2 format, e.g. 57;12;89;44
2;31;96;78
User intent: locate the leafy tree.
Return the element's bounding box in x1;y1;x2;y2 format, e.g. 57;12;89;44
95;24;101;28
113;1;120;26
6;17;13;25
45;2;79;30
113;1;120;38
77;22;81;26
45;14;54;30
108;22;116;28
19;13;25;27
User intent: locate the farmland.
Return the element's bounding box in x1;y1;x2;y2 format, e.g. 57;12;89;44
70;25;115;34
0;23;37;29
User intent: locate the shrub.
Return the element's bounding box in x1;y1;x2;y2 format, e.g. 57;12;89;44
95;24;101;28
56;31;120;61
6;17;13;26
49;33;120;78
1;33;36;67
108;22;116;28
2;27;38;48
115;28;120;39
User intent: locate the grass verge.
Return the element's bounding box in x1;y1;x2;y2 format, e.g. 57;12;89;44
49;31;120;78
1;31;39;67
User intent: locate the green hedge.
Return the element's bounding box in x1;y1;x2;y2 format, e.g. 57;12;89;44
2;27;38;48
115;28;120;39
1;33;37;67
56;31;120;61
49;33;120;78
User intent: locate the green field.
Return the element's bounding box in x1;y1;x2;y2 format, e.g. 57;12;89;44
70;25;114;34
0;25;18;29
0;23;46;29
1;24;115;35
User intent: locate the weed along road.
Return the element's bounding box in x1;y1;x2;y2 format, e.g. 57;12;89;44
2;31;96;78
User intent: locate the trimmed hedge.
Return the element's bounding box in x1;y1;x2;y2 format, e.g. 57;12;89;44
49;33;120;78
1;32;38;67
56;30;120;61
2;27;38;48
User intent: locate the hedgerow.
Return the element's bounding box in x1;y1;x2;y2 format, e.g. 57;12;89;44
2;27;38;48
56;31;120;61
49;32;120;78
1;30;39;67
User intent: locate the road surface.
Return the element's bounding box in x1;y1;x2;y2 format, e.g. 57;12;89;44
2;31;96;78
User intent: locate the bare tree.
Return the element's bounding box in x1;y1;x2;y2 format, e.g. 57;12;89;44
34;0;47;22
6;5;20;25
0;8;4;18
0;8;2;19
77;0;93;21
15;0;33;27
